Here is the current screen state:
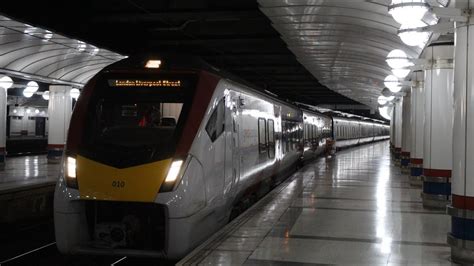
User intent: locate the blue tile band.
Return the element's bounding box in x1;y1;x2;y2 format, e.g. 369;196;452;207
452;216;474;241
411;167;423;176
423;181;451;195
47;148;63;159
401;158;410;166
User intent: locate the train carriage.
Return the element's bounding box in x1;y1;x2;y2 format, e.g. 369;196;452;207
54;55;304;259
301;110;332;161
54;55;389;259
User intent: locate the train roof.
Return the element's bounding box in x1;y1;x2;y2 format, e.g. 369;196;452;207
296;104;332;120
102;54;388;126
297;103;388;125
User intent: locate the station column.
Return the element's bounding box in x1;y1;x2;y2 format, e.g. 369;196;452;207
400;92;411;173
421;43;454;209
393;98;403;166
0;86;6;167
448;1;474;262
390;105;395;154
47;85;72;163
409;71;424;186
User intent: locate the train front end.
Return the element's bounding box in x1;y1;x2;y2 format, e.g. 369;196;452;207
54;57;218;259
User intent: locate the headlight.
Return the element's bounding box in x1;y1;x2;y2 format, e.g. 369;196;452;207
165;160;183;183
65;156;78;189
160;159;185;192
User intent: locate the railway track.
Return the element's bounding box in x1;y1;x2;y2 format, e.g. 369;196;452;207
0;160;296;265
0;220;176;266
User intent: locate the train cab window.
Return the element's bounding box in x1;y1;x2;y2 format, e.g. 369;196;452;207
258;118;267;154
267;119;275;158
206;98;225;142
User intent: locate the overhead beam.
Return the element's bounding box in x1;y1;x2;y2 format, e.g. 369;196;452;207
91;10;264;22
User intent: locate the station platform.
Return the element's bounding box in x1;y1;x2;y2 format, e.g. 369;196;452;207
178;141;452;265
0;155;58;193
0;155;58;225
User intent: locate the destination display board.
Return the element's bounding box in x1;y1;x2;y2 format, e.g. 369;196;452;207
108;79;182;87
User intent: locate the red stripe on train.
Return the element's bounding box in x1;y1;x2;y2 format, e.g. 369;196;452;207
175;70;220;157
66;76;98;155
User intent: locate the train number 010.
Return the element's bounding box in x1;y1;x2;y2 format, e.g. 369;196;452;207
112;180;125;188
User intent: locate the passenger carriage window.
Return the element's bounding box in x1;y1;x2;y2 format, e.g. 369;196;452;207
205;98;225;142
307;125;310;141
267;119;275;158
258;118;267;154
288;123;292;145
282;122;287;154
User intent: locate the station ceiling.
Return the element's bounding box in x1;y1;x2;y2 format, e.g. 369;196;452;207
0;15;125;87
0;0;414;118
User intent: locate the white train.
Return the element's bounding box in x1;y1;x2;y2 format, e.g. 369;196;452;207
54;55;389;259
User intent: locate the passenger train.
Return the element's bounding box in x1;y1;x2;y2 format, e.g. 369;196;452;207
54;55;389;259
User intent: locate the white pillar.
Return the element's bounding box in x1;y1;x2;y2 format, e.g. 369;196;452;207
393;98;403;166
448;0;474;262
0;87;6;166
390;105;395;154
421;43;454;209
401;92;411;173
47;85;72;163
409;71;425;186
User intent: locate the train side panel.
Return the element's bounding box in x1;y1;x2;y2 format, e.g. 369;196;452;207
333;117;389;149
302;110;332;160
163;78;303;257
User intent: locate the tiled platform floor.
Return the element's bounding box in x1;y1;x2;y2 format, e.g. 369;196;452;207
0;155;58;193
179;141;454;265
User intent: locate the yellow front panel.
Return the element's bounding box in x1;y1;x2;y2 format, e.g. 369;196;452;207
77;155;172;202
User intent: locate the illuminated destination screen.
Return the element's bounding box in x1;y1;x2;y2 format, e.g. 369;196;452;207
108;79;182;88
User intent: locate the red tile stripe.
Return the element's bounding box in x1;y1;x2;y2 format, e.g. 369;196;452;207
410;158;423;164
423;168;452;178
48;144;65;149
453;194;474;210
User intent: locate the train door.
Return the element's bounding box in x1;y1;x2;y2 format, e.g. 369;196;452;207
224;92;241;195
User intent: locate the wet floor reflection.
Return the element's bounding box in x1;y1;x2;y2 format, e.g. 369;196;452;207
183;141;453;265
0;155;59;190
